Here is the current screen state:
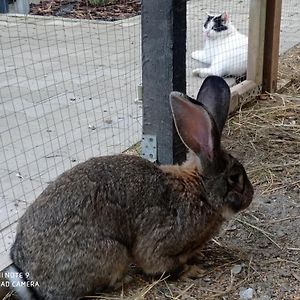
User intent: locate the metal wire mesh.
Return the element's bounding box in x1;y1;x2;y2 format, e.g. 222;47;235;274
0;1;141;269
280;0;300;54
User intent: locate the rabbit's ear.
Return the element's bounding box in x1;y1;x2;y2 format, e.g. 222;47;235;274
170;92;220;161
196;76;231;135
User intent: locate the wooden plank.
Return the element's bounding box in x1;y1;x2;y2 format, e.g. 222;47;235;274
262;0;282;92
142;0;186;164
229;80;260;114
247;0;267;84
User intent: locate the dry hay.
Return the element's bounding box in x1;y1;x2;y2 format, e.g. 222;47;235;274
223;92;300;195
124;142;141;156
225;43;300;195
277;43;300;92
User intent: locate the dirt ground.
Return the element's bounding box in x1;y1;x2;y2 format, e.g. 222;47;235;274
30;0;141;21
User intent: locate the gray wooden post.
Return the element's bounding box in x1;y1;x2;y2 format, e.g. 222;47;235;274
0;0;9;13
262;0;282;92
142;0;187;165
15;0;30;14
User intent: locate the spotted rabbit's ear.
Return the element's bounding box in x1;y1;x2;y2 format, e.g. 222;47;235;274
170;92;220;161
196;76;231;135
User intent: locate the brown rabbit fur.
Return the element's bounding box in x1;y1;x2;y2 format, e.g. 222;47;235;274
9;76;253;300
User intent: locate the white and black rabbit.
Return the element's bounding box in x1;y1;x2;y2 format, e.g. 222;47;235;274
192;12;248;78
6;76;253;300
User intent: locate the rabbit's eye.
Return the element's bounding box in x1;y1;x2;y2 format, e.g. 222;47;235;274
229;174;240;183
228;173;244;192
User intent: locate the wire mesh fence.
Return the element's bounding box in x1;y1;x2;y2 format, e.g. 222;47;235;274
0;0;142;269
277;0;300;95
280;0;300;54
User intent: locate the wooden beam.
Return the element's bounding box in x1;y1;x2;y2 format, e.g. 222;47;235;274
262;0;282;92
247;0;267;84
142;0;187;164
230;80;260;114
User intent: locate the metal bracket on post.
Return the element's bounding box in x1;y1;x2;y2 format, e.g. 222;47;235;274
142;0;186;165
141;134;157;163
134;83;143;104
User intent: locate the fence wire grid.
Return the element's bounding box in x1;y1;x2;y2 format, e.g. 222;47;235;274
0;0;142;269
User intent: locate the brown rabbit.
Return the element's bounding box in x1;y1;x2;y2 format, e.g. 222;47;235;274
7;76;253;300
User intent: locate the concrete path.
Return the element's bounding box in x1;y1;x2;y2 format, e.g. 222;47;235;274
0;0;299;269
0;14;143;269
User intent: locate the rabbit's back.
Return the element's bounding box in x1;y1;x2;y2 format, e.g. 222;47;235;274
18;154;166;221
10;155;170;299
12;154;169;248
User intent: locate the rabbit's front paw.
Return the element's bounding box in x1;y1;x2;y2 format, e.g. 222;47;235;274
95;275;133;293
180;264;205;280
112;275;133;290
